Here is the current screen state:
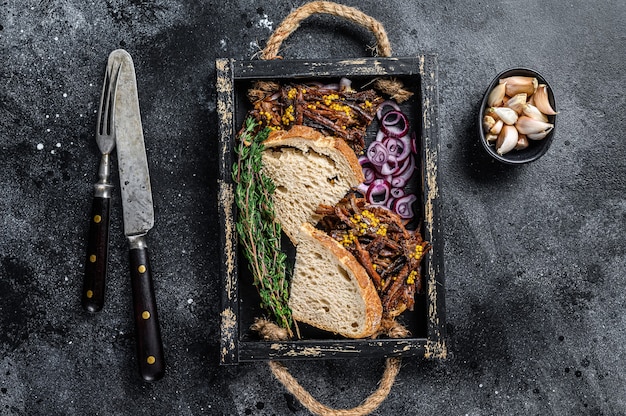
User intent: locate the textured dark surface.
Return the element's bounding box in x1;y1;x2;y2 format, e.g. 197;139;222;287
1;1;625;415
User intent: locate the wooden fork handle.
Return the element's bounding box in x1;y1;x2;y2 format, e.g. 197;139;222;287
82;188;112;313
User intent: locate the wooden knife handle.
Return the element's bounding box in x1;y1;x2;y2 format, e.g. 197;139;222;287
129;243;165;381
82;195;110;312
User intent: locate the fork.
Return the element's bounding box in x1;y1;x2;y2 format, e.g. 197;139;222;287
82;57;121;312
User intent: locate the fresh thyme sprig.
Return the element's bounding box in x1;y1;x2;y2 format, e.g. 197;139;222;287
232;118;293;338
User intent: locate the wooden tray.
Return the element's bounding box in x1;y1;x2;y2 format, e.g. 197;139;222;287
217;56;445;364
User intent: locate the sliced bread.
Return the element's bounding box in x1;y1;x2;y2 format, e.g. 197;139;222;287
261;125;364;245
289;223;382;338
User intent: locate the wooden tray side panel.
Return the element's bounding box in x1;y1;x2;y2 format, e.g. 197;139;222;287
216;59;239;365
419;55;447;359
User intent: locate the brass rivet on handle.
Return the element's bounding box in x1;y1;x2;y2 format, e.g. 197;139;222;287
146;356;156;365
89;255;97;263
86;290;94;299
138;265;146;274
93;215;102;223
142;311;151;320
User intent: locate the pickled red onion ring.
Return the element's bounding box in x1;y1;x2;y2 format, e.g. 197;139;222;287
392;194;417;219
384;135;411;162
381;110;409;138
389;155;415;188
366;141;388;166
365;179;391;205
376;100;401;120
391;187;405;198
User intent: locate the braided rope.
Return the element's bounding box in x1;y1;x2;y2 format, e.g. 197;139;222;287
269;358;401;416
261;1;392;59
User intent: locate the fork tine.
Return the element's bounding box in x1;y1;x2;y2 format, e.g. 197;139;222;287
99;63;122;137
104;64;120;136
96;66;111;137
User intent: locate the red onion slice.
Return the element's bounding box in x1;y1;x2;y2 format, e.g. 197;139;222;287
392;194;417;219
381;110;409;138
376;100;401;120
389;155;415;188
366;141;388;166
356;183;370;195
391;188;405;198
362;166;377;185
380;160;399;176
384;135;411;162
365;179;391;205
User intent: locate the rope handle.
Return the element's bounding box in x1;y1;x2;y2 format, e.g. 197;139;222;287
270;358;401;416
261;1;392;59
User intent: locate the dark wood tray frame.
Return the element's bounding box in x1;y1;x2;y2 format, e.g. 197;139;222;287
217;56;445;364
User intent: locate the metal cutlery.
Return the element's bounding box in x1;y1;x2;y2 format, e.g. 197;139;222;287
82;54;121;313
114;49;165;382
82;49;165;381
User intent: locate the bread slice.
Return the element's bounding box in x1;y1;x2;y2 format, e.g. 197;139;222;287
289;223;382;338
262;125;364;245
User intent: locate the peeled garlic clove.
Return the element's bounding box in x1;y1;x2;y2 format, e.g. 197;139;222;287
496;125;519;155
533;84;558;115
499;76;538;97
490;106;518;125
515;134;529;150
506;93;527;114
487;82;507;107
490;119;504;135
485;133;498;143
483;115;496;131
527;130;552;141
485;107;499;122
515;116;554;135
523;103;549;122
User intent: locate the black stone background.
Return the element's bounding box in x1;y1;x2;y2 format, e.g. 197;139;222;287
1;1;625;415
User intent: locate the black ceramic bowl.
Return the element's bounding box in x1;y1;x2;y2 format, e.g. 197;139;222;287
478;68;557;164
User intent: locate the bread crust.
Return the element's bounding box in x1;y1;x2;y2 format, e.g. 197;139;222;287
292;223;383;338
264;125;365;184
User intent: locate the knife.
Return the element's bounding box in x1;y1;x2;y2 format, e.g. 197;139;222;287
114;49;165;382
82;53;121;313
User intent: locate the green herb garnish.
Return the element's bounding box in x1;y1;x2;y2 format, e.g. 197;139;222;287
232;118;293;337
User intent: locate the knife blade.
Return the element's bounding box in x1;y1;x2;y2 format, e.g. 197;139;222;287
82;52;121;313
114;49;165;382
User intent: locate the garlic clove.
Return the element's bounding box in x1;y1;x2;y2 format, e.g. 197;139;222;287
487;82;507;107
490;106;518;125
483;115;496;131
522;103;549;122
533;84;558;115
506;93;527;114
515;116;554;135
496;125;519;155
499;76;538;97
515;134;529;150
485;107;499;122
490;119;504;135
527;129;552;140
485;133;498;143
